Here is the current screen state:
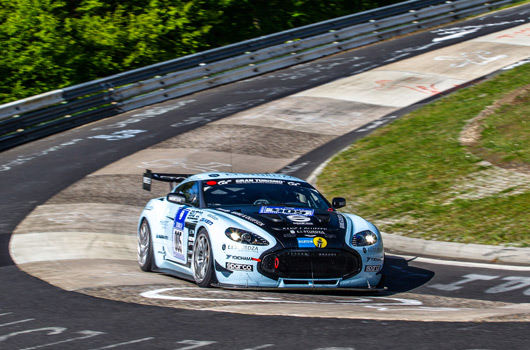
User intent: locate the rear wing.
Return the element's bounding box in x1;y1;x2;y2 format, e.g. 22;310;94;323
142;169;191;191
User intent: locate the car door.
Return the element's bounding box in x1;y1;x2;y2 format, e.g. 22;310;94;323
164;181;201;266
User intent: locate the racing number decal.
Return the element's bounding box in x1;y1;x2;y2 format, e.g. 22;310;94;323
172;208;189;263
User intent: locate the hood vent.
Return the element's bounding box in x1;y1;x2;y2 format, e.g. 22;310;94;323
314;213;331;223
258;213;283;223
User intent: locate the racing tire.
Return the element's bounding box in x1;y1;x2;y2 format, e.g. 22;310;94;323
192;229;216;287
138;219;155;272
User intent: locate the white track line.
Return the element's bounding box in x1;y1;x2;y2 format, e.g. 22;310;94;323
394;254;530;271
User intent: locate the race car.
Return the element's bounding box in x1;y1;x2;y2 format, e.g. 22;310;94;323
137;170;384;289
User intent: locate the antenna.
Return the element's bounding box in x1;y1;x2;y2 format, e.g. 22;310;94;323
229;135;233;173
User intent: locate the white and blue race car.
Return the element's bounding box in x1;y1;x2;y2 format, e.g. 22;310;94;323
138;170;384;290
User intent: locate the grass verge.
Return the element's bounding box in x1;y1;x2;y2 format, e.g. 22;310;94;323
317;63;530;247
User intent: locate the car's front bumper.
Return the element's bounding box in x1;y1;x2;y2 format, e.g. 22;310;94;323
214;247;383;290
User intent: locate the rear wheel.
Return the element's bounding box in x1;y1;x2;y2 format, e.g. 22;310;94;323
192;229;216;287
138;219;154;272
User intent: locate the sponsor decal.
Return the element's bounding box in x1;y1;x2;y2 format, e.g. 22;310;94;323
199;218;213;225
223;173;293;179
235;178;284;185
297;237;327;248
226;262;253;271
365;265;381;272
280;226;331;234
297;237;315;248
287;181;301;186
206;214;219;221
159;220;170;229
337;214;345;229
313;237;327;248
367;246;384;253
203;179;233;187
292;221;314;226
229;211;265;227
226;255;260;262
302;231;330;237
187;209;202;221
367;256;384;262
260;206;314;216
224;244;259;252
156;234;169;240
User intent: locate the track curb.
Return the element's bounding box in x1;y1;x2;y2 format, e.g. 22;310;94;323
382;232;530;266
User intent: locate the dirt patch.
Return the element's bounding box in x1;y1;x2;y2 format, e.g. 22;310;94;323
460;84;530;174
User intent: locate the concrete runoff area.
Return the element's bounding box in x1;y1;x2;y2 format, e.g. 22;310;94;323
91;148;297;176
212;96;397;134
10;22;530;321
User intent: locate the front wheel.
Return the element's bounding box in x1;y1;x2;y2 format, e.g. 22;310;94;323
192;229;216;287
138;219;154;272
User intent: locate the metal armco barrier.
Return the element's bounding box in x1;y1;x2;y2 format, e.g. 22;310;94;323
0;0;516;152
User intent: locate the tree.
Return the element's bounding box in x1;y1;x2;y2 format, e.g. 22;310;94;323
0;0;404;104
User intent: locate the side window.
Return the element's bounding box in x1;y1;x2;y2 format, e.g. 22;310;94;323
175;181;200;207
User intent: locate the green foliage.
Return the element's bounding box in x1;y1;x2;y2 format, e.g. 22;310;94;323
0;0;222;103
205;0;391;46
0;0;404;104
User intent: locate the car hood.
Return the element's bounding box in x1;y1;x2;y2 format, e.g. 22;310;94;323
215;206;349;249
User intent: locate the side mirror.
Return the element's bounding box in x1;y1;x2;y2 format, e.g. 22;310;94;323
332;197;346;209
167;193;186;204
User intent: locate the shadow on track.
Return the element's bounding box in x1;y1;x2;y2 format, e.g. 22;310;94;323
265;254;434;297
381;254;434;294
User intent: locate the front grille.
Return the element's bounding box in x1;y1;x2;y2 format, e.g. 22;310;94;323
259;249;361;280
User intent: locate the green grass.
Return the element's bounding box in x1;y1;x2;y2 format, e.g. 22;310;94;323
317;63;530;247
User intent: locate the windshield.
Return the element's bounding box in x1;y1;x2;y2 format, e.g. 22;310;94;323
203;178;331;209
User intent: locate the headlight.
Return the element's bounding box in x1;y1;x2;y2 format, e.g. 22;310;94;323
225;228;269;246
352;230;378;246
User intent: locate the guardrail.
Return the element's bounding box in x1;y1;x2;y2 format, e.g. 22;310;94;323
0;0;517;152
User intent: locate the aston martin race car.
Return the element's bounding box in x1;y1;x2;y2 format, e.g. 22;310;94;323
137;170;384;289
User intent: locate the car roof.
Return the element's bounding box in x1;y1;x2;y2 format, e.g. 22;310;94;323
184;172;306;183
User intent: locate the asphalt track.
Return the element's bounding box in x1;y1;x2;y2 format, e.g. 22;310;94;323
1;4;530;350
